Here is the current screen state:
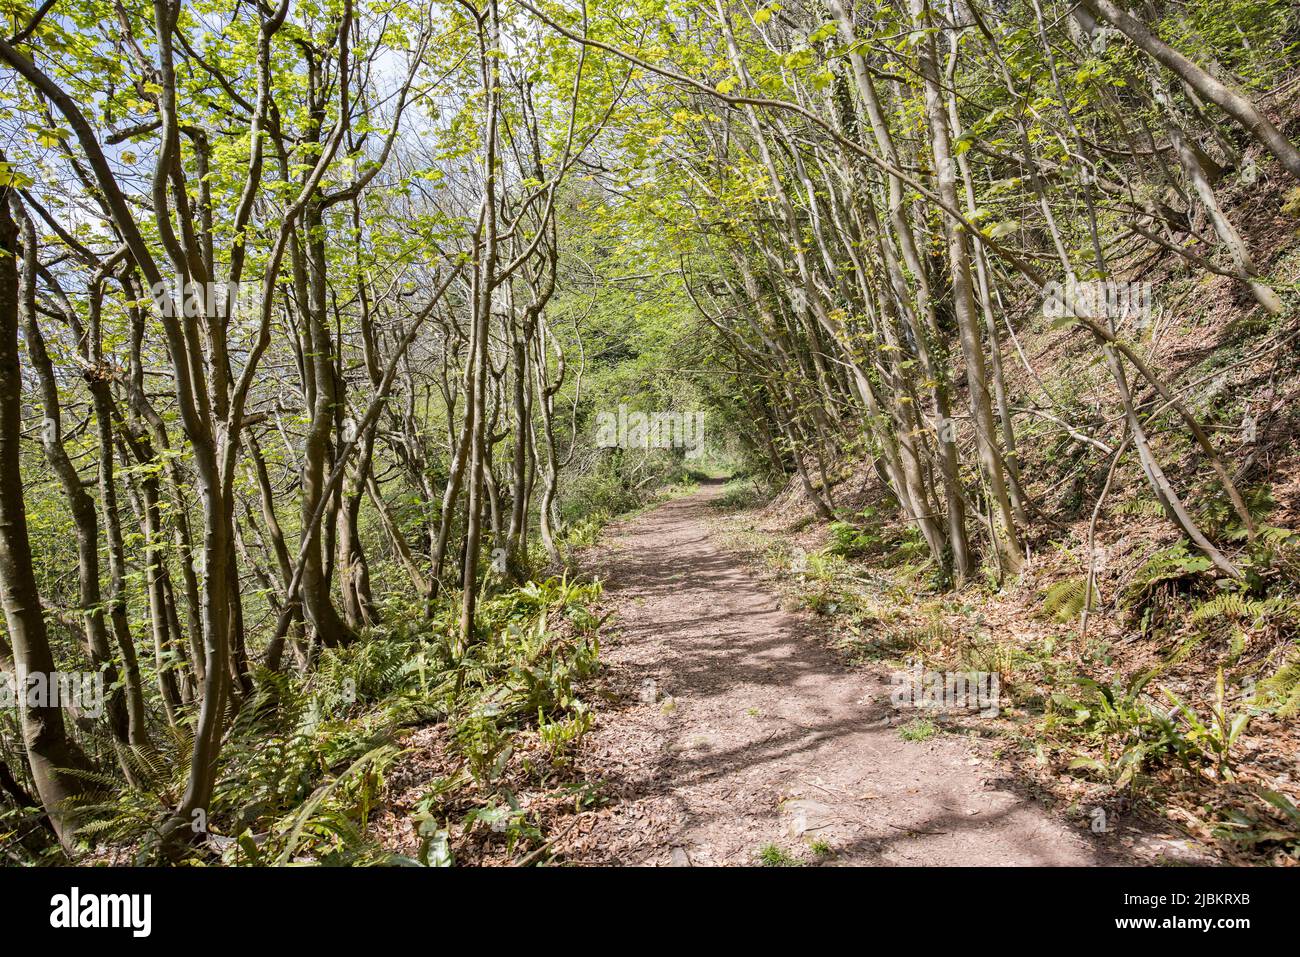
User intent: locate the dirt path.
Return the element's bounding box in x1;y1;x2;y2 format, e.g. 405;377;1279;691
561;483;1118;866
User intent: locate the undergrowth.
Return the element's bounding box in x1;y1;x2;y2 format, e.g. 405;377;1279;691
712;494;1300;864
1;576;604;867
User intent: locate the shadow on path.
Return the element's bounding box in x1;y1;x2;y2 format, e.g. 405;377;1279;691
561;484;1134;866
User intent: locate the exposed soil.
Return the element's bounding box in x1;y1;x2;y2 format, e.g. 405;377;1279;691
558;482;1158;866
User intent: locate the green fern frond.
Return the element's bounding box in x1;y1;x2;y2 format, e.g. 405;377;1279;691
1123;543;1214;607
1191;593;1300;628
1190;593;1262;624
1259;648;1300;718
1116;498;1165;518
57;766;125;791
124;744;170;784
1042;576;1091;622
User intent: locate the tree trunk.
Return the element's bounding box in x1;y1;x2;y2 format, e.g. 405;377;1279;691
1082;0;1300;181
0;189;93;851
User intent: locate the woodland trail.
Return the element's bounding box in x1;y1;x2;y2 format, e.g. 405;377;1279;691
562;481;1120;866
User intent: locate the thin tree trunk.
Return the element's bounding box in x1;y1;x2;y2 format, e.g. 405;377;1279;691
0;188;93;851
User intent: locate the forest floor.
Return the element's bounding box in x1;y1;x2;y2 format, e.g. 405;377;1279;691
556;480;1212;866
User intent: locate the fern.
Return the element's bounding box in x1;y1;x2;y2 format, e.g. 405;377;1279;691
272;743;400;865
1190;593;1266;624
1042;576;1091;622
1259;648;1300;717
1190;593;1300;630
15;573;606;866
1226;523;1298;545
1124;542;1214;608
1116;498;1165;518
